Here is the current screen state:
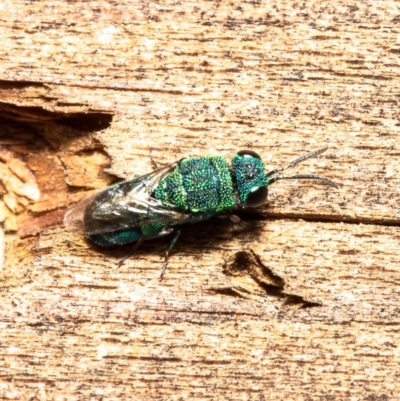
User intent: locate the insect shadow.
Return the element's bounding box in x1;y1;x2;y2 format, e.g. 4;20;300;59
85;213;265;270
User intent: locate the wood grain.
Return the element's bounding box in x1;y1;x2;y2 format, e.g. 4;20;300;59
0;1;399;399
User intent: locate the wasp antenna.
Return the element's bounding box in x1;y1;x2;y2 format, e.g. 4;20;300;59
266;147;329;178
269;174;338;188
286;147;328;170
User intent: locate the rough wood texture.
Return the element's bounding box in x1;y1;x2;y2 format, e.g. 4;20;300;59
1;1;400;399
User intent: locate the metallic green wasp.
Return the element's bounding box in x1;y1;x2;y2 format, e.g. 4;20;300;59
64;147;336;277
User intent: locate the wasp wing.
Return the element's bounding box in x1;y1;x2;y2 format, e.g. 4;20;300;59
64;162;191;235
64;192;100;233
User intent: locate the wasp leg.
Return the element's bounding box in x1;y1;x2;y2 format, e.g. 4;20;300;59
159;229;182;280
229;214;263;229
118;237;145;267
149;152;159;170
149;150;167;170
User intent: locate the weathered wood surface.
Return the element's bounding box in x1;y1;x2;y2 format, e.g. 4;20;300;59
1;1;400;399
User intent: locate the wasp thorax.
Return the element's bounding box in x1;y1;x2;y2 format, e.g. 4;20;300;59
232;150;268;207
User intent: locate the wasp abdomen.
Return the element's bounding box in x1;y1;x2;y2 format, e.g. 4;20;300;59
88;228;144;247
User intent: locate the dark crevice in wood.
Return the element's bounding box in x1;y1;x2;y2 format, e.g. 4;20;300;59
0;79;47;89
0;104;115;270
263;213;400;228
0;102;112;133
222;249;320;308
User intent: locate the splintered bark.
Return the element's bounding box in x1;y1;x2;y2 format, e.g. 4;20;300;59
0;1;399;400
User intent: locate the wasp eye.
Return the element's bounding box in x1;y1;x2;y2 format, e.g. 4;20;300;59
237;150;261;159
245;186;268;207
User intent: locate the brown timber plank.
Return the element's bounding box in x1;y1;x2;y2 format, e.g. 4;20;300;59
0;1;399;400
